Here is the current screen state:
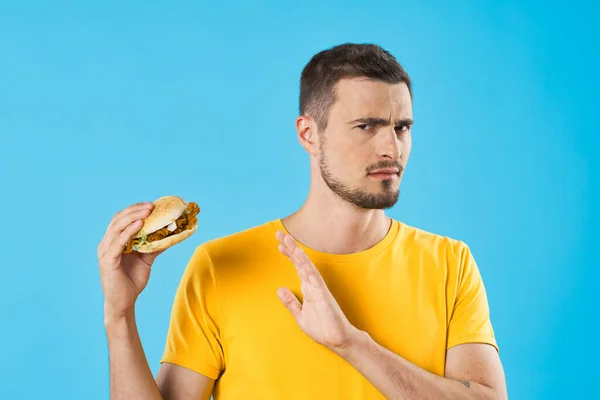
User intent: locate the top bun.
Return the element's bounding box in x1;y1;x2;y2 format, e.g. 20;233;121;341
134;195;188;238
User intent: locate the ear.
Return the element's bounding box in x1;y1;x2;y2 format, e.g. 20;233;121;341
295;115;319;156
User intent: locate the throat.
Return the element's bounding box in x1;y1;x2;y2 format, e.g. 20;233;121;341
281;212;392;255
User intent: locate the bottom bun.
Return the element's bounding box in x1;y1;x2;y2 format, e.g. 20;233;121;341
136;223;198;253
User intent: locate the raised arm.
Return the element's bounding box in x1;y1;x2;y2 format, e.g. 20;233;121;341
98;202;215;399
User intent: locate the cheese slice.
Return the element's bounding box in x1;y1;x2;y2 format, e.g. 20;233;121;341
167;221;177;232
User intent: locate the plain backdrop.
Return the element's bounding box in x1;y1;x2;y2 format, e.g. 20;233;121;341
1;0;597;399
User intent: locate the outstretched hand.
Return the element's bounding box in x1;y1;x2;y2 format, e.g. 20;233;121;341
275;230;360;355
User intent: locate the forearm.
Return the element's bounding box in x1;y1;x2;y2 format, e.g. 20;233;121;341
338;331;499;400
105;308;163;400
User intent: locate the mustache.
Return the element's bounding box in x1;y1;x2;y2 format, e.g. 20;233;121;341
366;160;403;174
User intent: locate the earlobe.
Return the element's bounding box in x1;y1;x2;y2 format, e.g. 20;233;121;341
296;116;318;156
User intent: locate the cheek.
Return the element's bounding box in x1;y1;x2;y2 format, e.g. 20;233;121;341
325;141;366;177
327;135;360;161
343;142;373;172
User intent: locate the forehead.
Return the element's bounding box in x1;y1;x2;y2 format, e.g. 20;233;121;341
332;77;412;119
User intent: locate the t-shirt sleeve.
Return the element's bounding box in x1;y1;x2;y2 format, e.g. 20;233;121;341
446;242;498;353
160;246;224;379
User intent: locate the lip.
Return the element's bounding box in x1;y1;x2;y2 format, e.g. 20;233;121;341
369;168;400;175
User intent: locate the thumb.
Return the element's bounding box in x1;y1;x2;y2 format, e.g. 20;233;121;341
277;288;302;319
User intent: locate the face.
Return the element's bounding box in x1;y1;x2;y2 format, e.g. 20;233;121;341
315;77;413;209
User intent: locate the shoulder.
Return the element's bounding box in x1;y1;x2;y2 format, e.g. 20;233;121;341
395;219;472;270
191;219;278;265
204;219;276;250
397;220;468;251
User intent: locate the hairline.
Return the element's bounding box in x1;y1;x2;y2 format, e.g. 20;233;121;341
307;76;412;132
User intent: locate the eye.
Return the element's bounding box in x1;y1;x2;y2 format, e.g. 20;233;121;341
357;124;372;130
395;125;410;133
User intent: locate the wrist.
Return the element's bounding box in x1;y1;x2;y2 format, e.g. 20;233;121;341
333;327;371;360
104;304;135;328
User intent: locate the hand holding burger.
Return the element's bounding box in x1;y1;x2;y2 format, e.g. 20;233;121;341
97;196;200;322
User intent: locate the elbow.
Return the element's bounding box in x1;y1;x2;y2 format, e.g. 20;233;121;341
481;385;507;400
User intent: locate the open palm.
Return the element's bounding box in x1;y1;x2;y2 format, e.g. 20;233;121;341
275;231;358;352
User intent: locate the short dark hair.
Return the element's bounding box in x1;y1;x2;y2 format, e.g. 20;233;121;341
299;43;412;131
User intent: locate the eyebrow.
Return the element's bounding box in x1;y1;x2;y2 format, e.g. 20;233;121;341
347;117;414;127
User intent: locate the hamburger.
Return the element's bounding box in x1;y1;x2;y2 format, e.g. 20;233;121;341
124;195;200;254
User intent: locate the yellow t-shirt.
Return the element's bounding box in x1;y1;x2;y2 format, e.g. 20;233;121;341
160;218;497;399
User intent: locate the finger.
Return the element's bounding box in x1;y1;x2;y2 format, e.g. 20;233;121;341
105;202;153;237
280;244;309;286
283;235;305;264
105;207;152;249
277;235;320;282
276;230;300;253
295;256;311;282
305;264;326;290
277;288;302;319
275;230;286;244
276;232;303;261
290;246;329;292
290;245;315;274
282;233;298;250
279;241;308;276
278;244;293;258
290;246;308;268
297;265;320;298
106;219;145;260
101;203;152;252
278;244;311;293
276;232;326;290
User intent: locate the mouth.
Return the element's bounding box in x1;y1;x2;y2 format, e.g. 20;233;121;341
369;168;399;175
368;169;400;180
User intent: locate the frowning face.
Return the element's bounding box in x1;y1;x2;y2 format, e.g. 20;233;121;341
316;77;413;209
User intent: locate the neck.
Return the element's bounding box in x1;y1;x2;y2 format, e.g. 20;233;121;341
281;183;392;255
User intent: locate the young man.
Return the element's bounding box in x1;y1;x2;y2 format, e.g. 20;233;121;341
98;43;508;399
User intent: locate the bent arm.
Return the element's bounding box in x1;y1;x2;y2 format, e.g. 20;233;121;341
339;331;507;400
106;310;214;400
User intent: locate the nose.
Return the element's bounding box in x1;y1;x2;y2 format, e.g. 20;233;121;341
376;128;401;160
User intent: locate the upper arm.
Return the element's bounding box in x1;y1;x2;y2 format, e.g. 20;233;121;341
156;362;215;400
161;247;224;381
447;242;497;351
445;343;507;400
445;243;506;398
156;247;222;399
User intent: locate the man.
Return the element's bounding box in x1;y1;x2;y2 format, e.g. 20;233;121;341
98;43;508;399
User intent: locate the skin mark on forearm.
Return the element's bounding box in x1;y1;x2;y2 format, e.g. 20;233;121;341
459;380;471;388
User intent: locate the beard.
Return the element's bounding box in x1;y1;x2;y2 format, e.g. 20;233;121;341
319;142;402;210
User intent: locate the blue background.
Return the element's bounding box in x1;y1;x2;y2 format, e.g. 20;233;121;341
1;1;597;399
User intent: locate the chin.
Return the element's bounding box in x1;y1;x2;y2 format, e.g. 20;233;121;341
369;180;400;192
